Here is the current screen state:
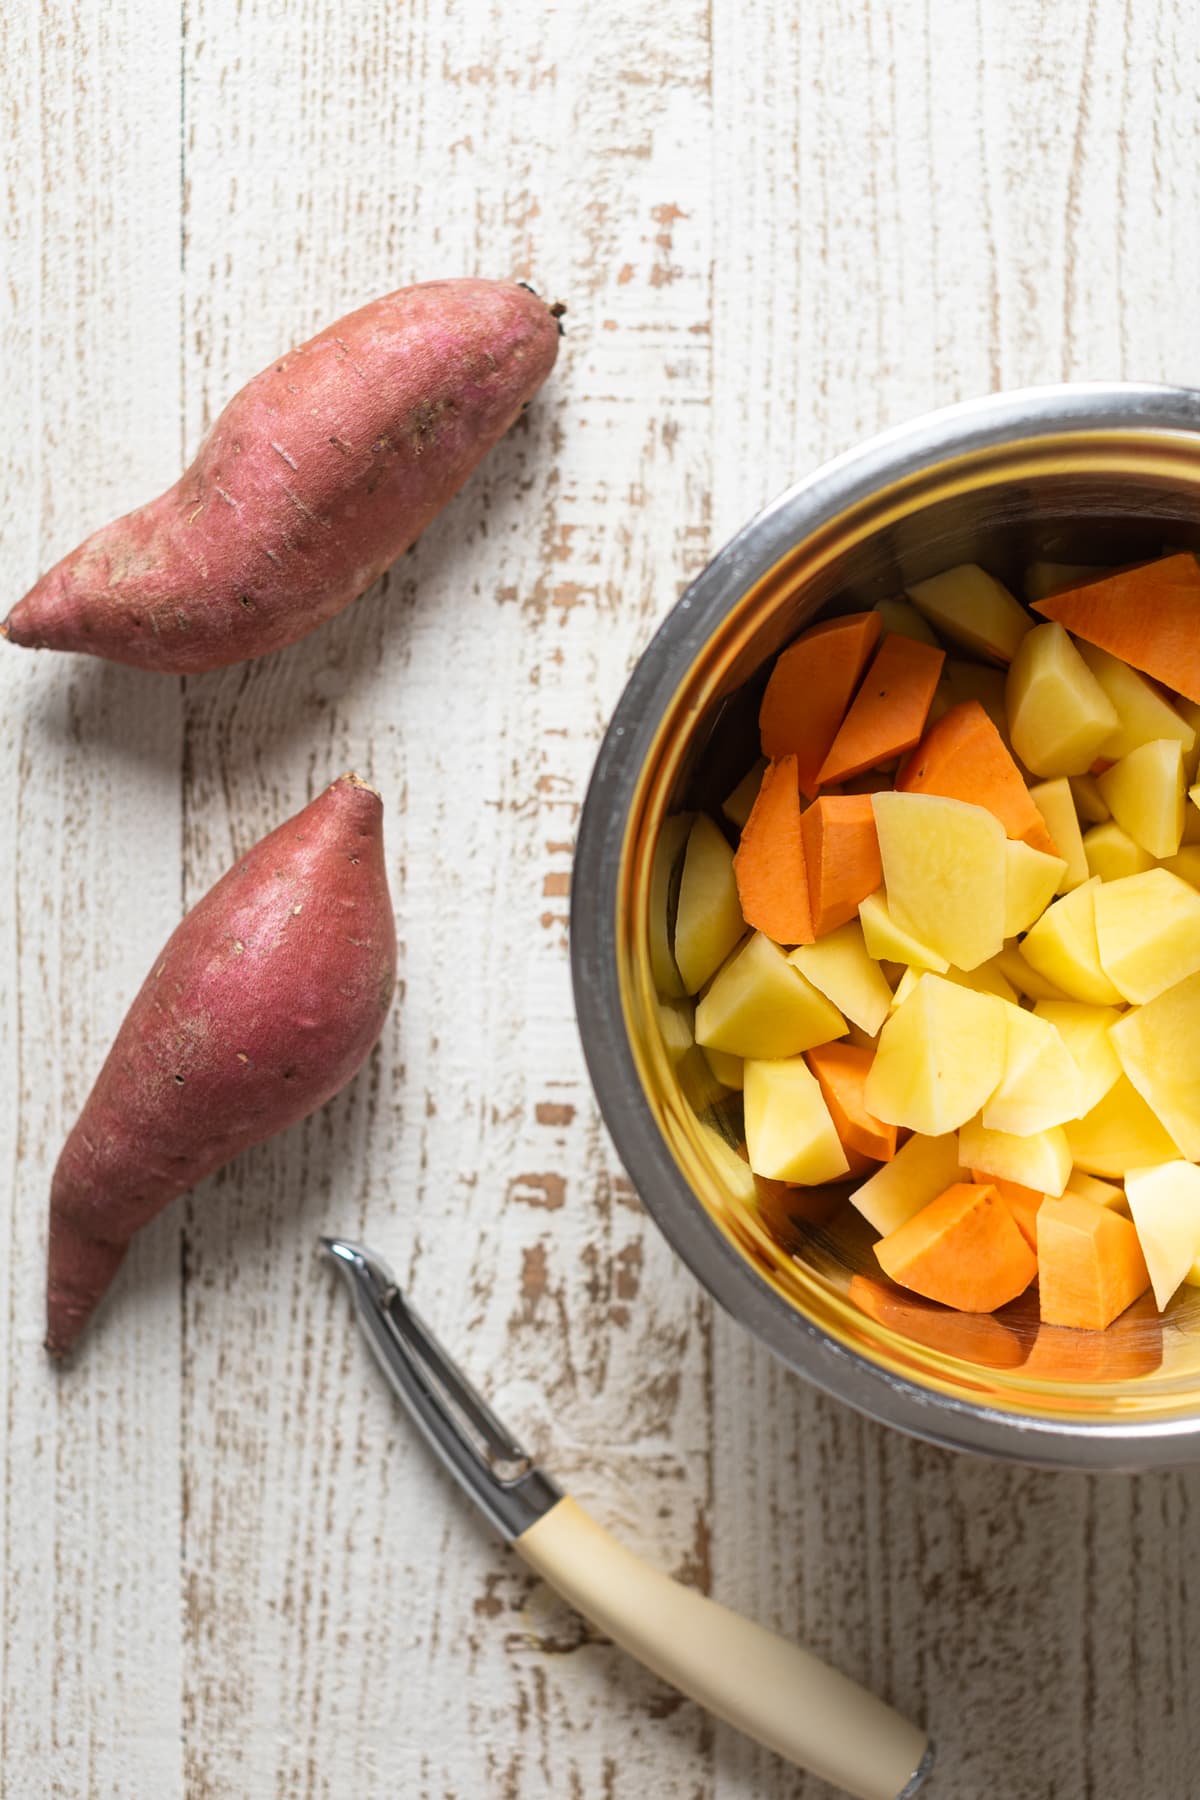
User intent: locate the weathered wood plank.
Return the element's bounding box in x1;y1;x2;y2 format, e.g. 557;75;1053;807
175;1;717;1795
0;1;186;1795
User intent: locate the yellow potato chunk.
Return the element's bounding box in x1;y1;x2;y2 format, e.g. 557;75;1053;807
1075;641;1196;761
1093;868;1200;1003
857;889;949;973
698;1123;758;1206
695;930;846;1058
656;997;695;1065
1023;561;1109;604
1069;772;1111;824
991;941;1075;1003
1124;1162;1200;1311
1065;1075;1182;1177
1160;846;1200;889
649;813;693;998
865;973;1007;1135
926;658;1014;750
1065;1168;1126;1210
1109;973;1200;1160
674;814;746;995
743;1057;850;1184
873;598;940;646
722;760;766;832
850;1131;964;1235
1033;1001;1123;1116
951;960;1020;1003
1005;839;1068;937
982;1005;1084;1136
1097;739;1186;859
1020;877;1123;1006
1027;778;1089;891
958;1118;1072;1196
789;919;893;1036
892;959;1017;1014
888;966;920;1011
701;1046;744;1090
1082;822;1155;883
906;562;1033;663
1006;622;1119;776
872;791;1006;972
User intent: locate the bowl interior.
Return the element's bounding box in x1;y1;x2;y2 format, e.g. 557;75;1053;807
628;423;1200;1429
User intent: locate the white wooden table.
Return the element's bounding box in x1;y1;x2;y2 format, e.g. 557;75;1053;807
3;3;1200;1795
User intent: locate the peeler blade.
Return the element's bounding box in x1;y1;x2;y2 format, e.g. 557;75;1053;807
321;1236;562;1540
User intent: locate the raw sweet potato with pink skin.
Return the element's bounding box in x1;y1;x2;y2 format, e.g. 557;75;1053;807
46;774;396;1356
5;279;561;673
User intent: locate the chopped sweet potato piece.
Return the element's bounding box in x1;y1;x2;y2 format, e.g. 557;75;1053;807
969;1168;1044;1251
897;699;1057;853
799;795;883;937
758;612;882;797
1035;1193;1150;1330
874;1181;1037;1312
1032;553;1200;705
817;635;945;785
732;755;813;945
806;1041;897;1162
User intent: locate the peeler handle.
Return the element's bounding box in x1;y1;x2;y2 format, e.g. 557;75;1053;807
515;1497;932;1800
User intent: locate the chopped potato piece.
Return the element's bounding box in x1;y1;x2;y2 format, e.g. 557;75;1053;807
866;974;1007;1135
907;563;1033;663
1006;622;1119;776
674;814;745;994
872;791;1006;971
1093;868;1200;1002
744;1057;849;1184
695;931;846;1059
1020;878;1123;1006
1097;739;1185;859
1027;778;1089;891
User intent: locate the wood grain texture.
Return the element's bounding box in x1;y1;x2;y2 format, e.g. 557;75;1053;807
2;0;1200;1796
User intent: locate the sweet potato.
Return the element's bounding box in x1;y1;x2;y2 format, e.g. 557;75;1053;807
45;775;396;1355
758;612;881;795
1035;1193;1149;1330
800;795;883;936
896;700;1058;853
805;1041;897;1161
1032;553;1200;704
732;755;813;945
817;635;945;785
874;1181;1038;1312
5;280;562;672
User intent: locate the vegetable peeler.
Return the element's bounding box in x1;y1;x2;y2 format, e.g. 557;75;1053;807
321;1236;934;1800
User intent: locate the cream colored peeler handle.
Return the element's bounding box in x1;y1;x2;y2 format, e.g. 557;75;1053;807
516;1497;931;1800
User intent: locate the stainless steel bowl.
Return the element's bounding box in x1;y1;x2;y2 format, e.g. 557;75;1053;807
571;383;1200;1471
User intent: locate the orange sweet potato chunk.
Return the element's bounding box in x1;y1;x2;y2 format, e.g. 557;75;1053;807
732;755;813;945
758;612;882;797
800;795;883;937
1036;1193;1150;1330
897;700;1058;854
1032;553;1200;705
970;1168;1045;1251
806;1041;897;1161
874;1182;1037;1312
817;635;945;785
